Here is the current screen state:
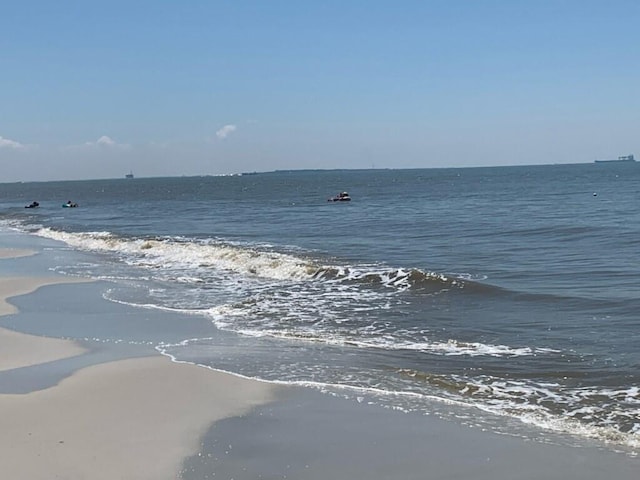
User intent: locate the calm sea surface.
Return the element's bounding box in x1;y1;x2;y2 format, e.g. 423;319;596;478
1;163;639;451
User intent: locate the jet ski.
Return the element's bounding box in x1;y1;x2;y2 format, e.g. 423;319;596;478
328;192;351;202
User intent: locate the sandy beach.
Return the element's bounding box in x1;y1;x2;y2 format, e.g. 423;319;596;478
0;247;276;479
0;357;275;480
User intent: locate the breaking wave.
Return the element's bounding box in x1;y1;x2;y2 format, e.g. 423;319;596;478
33;227;464;293
35;227;318;281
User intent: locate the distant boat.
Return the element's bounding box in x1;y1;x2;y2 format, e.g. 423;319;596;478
595;154;636;163
125;171;134;179
328;192;351;202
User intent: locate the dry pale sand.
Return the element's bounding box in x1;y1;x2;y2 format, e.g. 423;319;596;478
0;275;89;371
0;356;276;480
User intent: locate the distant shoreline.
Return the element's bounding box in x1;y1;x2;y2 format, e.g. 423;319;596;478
1;161;620;185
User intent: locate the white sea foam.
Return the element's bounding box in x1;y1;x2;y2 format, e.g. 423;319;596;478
205;303;556;358
35;227;317;281
415;340;560;357
451;374;640;449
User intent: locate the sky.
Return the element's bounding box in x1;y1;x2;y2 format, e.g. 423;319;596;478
1;0;639;181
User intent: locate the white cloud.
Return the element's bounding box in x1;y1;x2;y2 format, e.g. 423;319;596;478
216;124;237;139
80;135;130;149
96;135;116;146
0;135;25;149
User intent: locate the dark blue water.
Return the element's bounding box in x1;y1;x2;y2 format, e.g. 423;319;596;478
1;163;639;451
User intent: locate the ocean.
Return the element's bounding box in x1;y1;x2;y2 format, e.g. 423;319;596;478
1;163;639;453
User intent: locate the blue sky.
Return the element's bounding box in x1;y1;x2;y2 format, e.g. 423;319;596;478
1;0;639;181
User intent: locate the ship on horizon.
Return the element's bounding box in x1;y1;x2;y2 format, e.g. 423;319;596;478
125;171;134;179
595;154;635;163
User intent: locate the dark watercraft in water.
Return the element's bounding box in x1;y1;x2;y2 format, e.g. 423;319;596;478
125;171;134;179
595;154;635;163
62;201;78;208
24;201;39;209
328;192;351;202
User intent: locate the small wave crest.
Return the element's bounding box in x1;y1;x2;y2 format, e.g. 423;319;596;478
34;227;318;281
33;227;465;296
313;265;460;292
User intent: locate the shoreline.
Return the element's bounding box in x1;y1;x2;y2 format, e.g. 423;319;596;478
0;259;91;371
0;247;278;479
